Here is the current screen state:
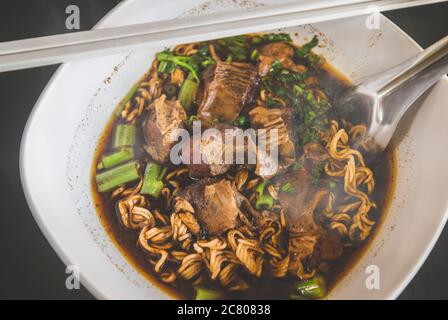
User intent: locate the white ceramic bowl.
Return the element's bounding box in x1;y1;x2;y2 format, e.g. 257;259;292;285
20;0;448;300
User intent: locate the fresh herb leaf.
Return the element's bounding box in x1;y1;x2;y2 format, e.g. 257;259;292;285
156;48;215;80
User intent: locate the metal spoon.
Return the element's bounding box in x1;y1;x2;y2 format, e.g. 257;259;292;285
340;34;448;151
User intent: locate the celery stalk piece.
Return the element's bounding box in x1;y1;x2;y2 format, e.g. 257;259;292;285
140;162;167;199
97;148;134;170
179;73;199;111
113;124;136;149
95;161;139;193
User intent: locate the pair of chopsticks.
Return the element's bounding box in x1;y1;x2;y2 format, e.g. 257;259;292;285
0;0;446;73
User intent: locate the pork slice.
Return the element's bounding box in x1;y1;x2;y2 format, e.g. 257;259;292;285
143;95;187;164
258;42;307;76
197;62;259;125
186;124;237;179
177;179;241;235
249;106;296;179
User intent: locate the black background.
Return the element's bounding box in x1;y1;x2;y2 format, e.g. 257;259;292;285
0;0;447;300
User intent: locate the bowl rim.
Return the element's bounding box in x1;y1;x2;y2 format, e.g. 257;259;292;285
19;0;448;300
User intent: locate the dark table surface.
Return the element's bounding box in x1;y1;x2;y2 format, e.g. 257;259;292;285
0;0;447;300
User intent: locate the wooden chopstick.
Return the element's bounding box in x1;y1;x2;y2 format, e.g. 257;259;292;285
0;0;445;72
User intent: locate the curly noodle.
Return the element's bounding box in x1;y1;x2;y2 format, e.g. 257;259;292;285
324;121;377;241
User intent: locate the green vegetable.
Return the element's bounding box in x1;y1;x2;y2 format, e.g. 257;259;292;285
295;35;319;58
113;124;136;149
114;81;140;116
262;62;330;147
95;161;140;193
263;33;292;43
156;52;201;80
163;84;178;98
97;148;134;170
140;162;167;199
216;35;249;62
265;98;281;108
328;181;337;189
250;49;259;61
289;276;327;300
293;84;304;94
308;53;321;65
281;182;295;193
194;287;224;300
157;60;175;73
179;72;199;111
251;33;292;45
197;45;216;67
233;115;248;127
271;60;283;70
255;181;274;210
197;45;210;57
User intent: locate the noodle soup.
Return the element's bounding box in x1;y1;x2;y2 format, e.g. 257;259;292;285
91;33;396;300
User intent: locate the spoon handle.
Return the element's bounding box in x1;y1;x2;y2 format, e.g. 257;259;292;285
378;35;448;125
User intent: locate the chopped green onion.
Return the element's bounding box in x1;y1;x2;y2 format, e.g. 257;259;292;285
216;36;249;62
293;84;304;94
140;162;167;199
255;181;274;210
250;49;259;61
255;181;266;197
97;148;134;171
264;33;292;43
271;60;282;70
233;115;248;127
201;58;215;67
251;33;292;45
306;90;314;102
114;82;140;116
194;287;224;300
113;124;136;149
256;195;274;210
328;181;337;189
157;60;175;73
95;161;140;193
179;73;199;111
289;276;327;300
251;36;263;44
163;84;178;98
